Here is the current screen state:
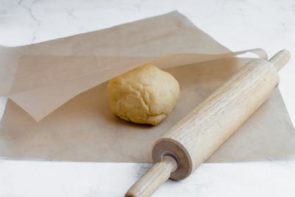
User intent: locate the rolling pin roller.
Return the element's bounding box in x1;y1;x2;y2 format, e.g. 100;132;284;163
126;50;291;197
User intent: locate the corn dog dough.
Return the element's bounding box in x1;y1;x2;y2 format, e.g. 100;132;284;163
107;64;180;125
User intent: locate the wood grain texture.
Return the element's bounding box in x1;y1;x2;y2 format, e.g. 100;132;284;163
153;58;279;179
125;155;177;197
126;50;290;197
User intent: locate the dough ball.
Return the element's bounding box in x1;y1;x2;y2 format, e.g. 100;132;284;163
107;64;180;125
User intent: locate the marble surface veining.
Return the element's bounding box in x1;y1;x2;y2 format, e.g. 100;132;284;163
0;0;295;124
0;0;295;196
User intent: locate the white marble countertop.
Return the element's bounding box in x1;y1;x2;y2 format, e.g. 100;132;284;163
0;0;295;196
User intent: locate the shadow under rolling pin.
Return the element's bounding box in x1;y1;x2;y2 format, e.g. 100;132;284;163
125;50;291;197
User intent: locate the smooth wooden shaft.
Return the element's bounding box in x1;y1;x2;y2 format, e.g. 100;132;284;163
126;50;290;197
125;155;177;197
269;49;291;71
154;57;281;179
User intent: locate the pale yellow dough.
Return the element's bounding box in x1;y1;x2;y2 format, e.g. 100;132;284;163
107;64;180;125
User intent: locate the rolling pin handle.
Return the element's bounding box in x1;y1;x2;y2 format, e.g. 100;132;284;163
125;49;290;197
269;49;291;71
125;155;178;197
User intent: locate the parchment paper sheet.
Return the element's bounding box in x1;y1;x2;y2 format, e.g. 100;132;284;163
0;11;294;163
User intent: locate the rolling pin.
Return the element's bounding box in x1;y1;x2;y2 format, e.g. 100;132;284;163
125;50;291;197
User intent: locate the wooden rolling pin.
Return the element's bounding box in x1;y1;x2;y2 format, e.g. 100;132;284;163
125;50;291;197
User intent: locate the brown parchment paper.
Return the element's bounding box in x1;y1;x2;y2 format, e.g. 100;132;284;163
0;11;294;163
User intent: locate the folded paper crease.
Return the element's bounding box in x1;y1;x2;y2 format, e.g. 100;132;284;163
9;49;267;121
0;11;294;163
